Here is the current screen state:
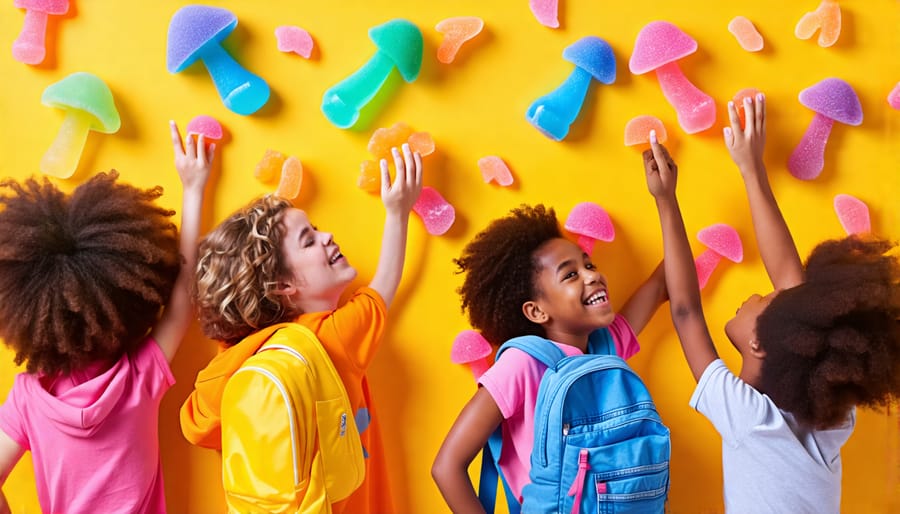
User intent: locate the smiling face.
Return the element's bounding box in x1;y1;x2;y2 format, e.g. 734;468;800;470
523;238;616;349
279;208;357;312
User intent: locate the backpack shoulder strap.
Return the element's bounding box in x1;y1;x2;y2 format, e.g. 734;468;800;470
587;326;615;356
478;427;521;514
496;335;566;368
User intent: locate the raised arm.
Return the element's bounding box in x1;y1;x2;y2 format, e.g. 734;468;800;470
0;430;24;514
368;143;423;307
725;94;803;290
151;121;213;363
618;261;667;335
432;388;503;514
645;134;718;381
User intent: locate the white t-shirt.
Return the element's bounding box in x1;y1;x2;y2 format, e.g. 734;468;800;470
689;359;854;514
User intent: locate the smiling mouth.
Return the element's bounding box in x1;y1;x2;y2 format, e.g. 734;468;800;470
329;251;343;265
584;291;608;305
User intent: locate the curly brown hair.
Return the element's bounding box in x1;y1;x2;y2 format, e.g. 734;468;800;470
195;195;299;345
455;204;563;347
756;235;900;429
0;171;180;375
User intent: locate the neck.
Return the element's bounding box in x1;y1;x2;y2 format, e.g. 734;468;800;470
294;293;340;315
738;355;763;389
542;328;590;353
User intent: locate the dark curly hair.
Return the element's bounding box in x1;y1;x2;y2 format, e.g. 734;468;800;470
455;204;563;347
195;195;298;345
0;171;180;375
756;235;900;429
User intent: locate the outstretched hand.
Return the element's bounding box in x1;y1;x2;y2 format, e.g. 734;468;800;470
724;93;766;175
170;120;214;192
380;143;423;215
643;131;678;200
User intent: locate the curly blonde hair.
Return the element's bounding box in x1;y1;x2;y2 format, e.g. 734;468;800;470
195;195;300;344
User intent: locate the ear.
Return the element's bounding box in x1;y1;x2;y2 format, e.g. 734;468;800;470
273;280;299;297
749;338;767;359
522;300;549;325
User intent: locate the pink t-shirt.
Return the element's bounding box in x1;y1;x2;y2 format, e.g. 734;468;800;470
0;337;174;514
477;315;640;501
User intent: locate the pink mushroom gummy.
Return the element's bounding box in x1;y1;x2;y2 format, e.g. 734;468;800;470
833;194;870;235
529;0;559;28
435;17;484;64
478;156;514;186
728;16;764;52
629;21;716;134
624;115;667;146
695;224;743;290
12;0;69;65
451;330;493;381
413;186;455;235
787;78;862;181
564;202;614;255
186;115;223;144
275;26;314;58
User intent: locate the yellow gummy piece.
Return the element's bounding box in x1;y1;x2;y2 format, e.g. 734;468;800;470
368;122;413;160
623;115;667;146
408;131;435;156
435;17;484;64
728;16;763;52
275;156;303;199
255;149;287;183
358;160;381;195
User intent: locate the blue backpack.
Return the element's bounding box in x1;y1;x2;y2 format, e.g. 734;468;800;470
478;328;670;514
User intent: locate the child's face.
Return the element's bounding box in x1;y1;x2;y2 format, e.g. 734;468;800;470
725;290;777;356
279;208;358;305
528;238;616;338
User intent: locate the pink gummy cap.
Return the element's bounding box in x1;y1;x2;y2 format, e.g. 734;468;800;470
14;0;68;14
833;194;870;235
564;202;615;242
186;115;223;140
799;78;862;125
451;330;492;363
529;0;559;29
698;224;743;262
275;26;314;58
629;21;697;75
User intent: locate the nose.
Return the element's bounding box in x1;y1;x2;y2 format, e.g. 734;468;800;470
319;231;334;245
585;269;603;284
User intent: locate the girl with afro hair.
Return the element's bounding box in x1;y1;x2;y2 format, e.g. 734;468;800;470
646;93;900;513
433;203;669;510
0;121;214;514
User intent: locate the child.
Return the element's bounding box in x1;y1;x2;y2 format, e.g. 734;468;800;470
645;93;900;513
0;121;213;514
180;145;422;512
431;204;667;512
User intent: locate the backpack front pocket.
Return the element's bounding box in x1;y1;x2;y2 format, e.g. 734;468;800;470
315;397;365;500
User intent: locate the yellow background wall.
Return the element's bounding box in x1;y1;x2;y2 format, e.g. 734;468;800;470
1;1;898;512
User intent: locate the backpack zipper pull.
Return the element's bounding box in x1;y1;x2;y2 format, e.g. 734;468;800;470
562;423;570;436
566;449;590;514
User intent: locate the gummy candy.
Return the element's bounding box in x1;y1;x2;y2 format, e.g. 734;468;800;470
833;194;870;235
368;122;413;160
275;156;303;199
450;330;492;380
624;115;667;146
478;156;514;186
695;224;743;290
728;16;764;52
795;0;841;47
408;131;435;156
529;0;559;28
564;202;614;255
435;17;484;64
255;149;286;183
358;160;381;194
412;186;455;235
275;25;314;58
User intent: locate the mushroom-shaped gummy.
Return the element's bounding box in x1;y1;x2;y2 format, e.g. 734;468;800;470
451;330;493;381
695;224;743;290
321;19;423;129
526;36;616;141
629;21;716;134
40;72;120;179
167;6;270;116
186;115;224;144
564;202;615;255
12;0;68;65
787;78;862;180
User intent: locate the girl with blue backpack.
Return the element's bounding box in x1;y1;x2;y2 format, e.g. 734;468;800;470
645;93;900;513
432;204;670;513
